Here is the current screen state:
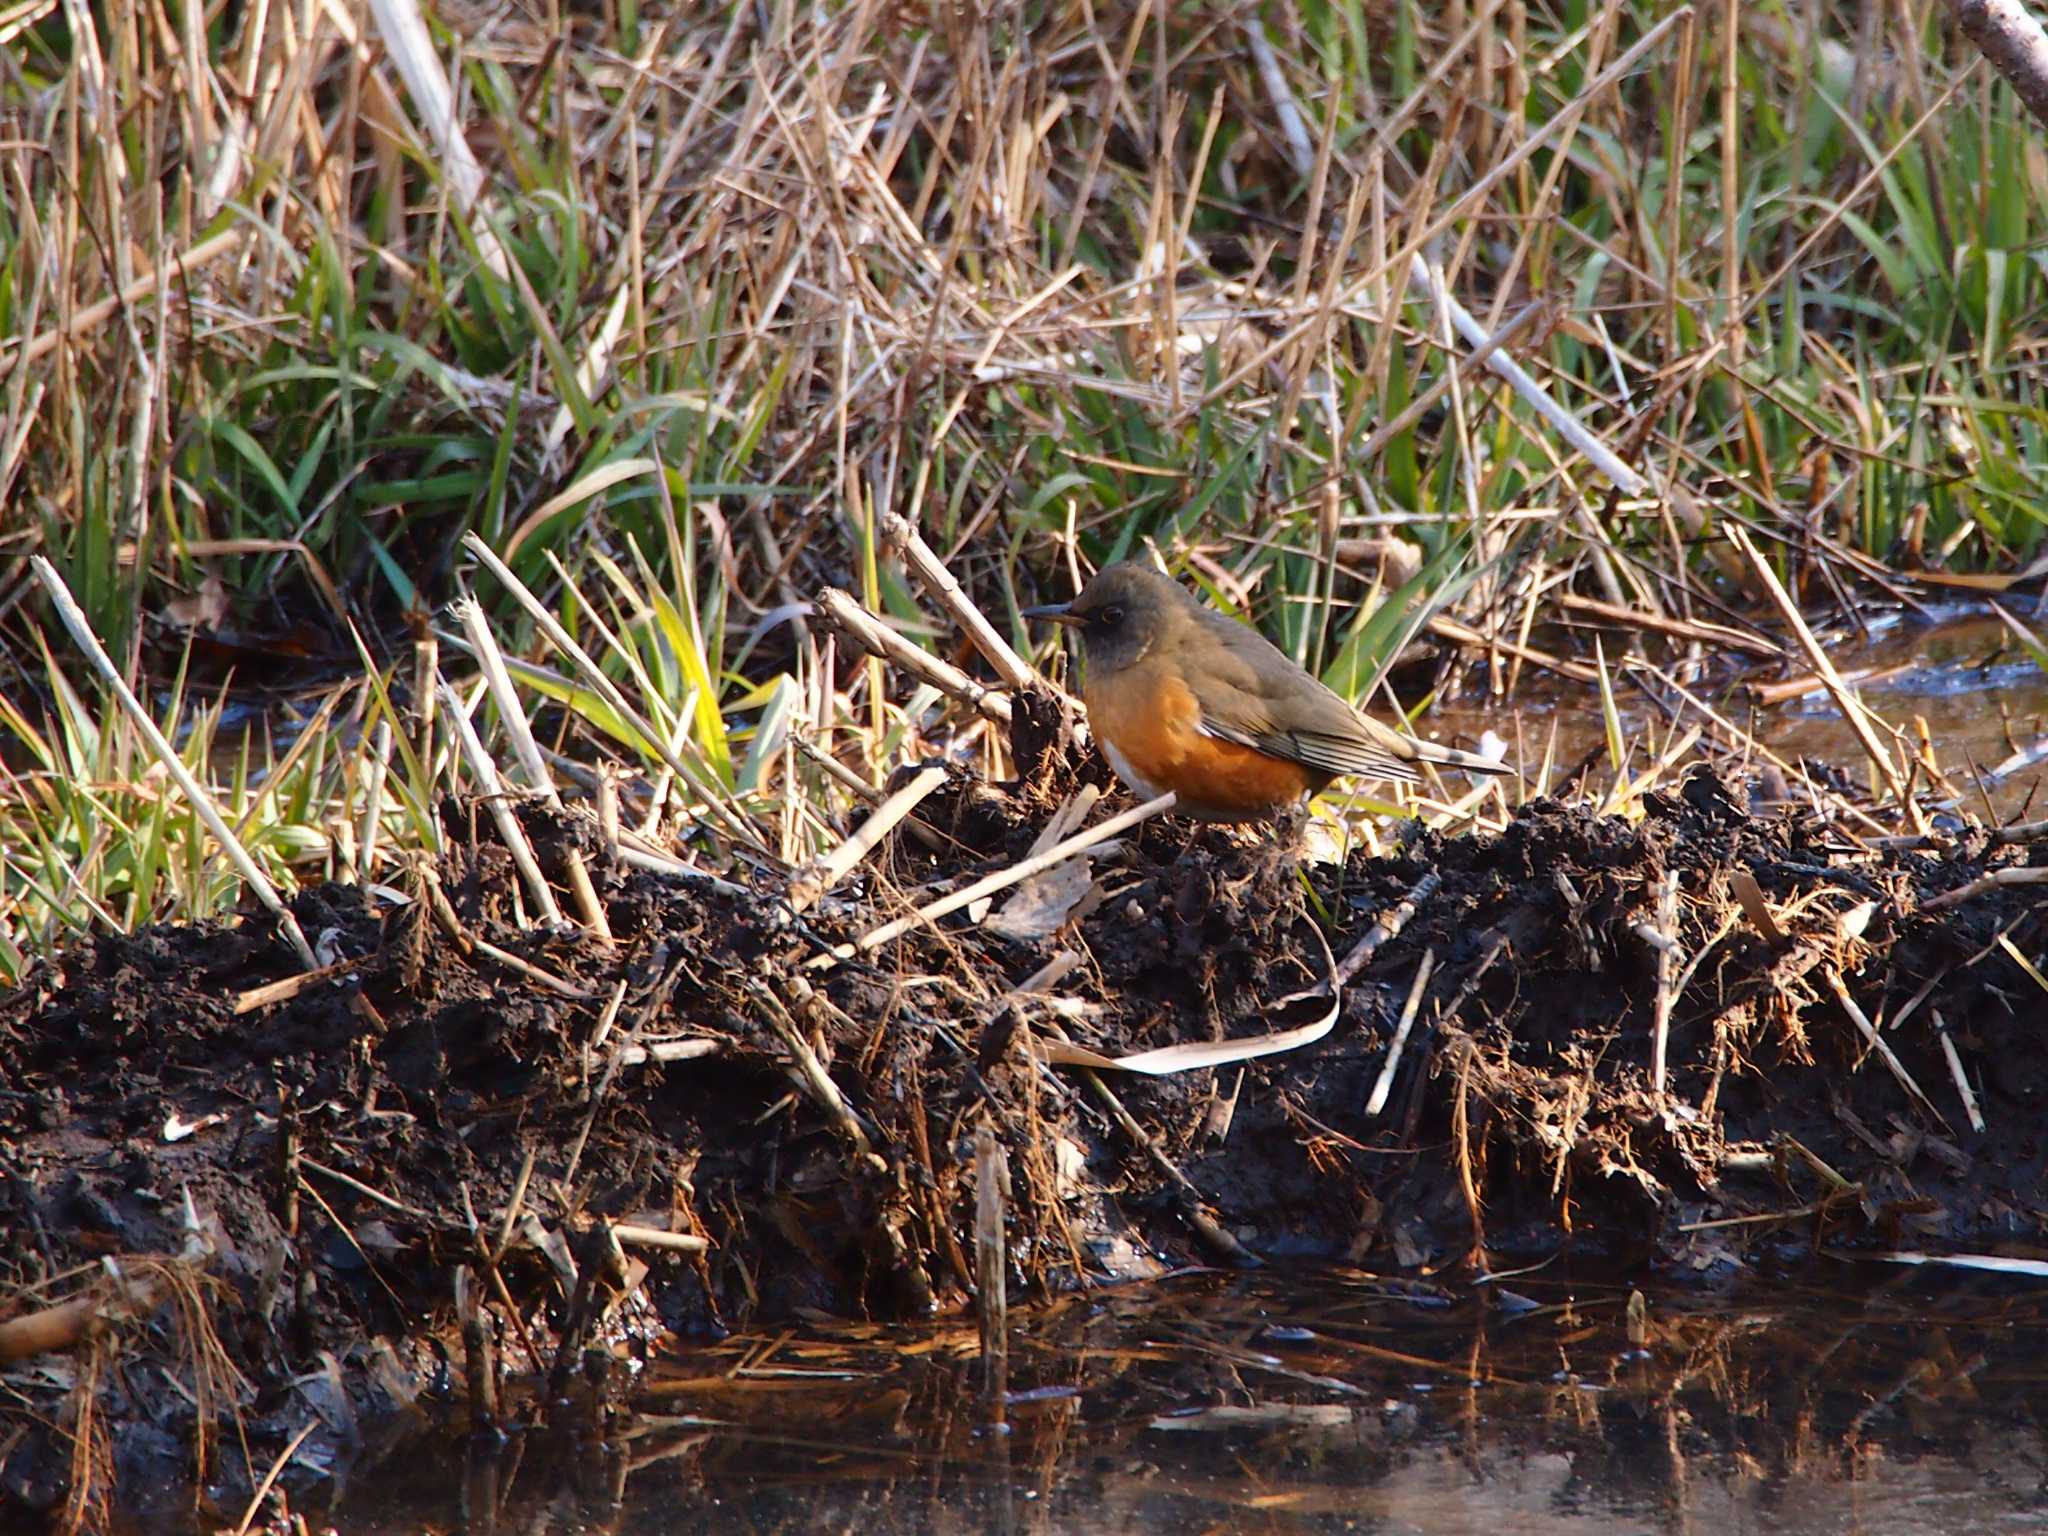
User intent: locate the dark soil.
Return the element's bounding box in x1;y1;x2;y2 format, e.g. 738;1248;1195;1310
5;724;2048;1526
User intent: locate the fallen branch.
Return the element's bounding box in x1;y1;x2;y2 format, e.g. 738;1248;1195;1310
232;956;361;1014
1948;0;2048;133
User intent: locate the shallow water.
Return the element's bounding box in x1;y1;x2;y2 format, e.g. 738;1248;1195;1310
1431;606;2048;817
320;1263;2048;1535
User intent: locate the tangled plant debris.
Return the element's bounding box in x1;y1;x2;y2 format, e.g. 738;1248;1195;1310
4;715;2046;1522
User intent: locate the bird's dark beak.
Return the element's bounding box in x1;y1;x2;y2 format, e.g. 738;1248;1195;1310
1022;602;1084;629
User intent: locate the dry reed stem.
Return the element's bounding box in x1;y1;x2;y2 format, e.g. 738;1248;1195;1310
806;792;1177;969
1334;871;1441;988
1722;524;1914;815
812;586;1015;724
787;764;948;913
456;597;612;940
1824;967;1947;1128
4;224;252;367
1922;865;2048;910
1648;870;1681;1100
1365;948;1436;1119
882;513;1047;696
973;1129;1010;1423
463;534;766;855
436;676;565;927
608;1223;711;1256
1930;1009;1987;1133
30;557;318;970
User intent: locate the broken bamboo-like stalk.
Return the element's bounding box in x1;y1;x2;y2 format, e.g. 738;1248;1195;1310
1365;948;1436;1119
882;513;1043;695
437;675;566;927
1824;967;1947;1128
1335;871;1441;988
1649;870;1681;1099
973;1130;1010;1427
455;596;612;940
812;586;1013;724
462;532;766;854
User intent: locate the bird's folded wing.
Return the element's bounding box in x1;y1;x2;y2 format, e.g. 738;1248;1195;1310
1199;715;1422;783
1189;611;1422;783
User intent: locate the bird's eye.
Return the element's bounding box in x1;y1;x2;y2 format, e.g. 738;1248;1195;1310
1098;604;1125;627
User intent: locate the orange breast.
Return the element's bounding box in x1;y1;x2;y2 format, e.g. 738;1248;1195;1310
1084;666;1320;821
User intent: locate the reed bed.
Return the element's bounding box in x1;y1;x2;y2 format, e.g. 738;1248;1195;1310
0;2;2043;959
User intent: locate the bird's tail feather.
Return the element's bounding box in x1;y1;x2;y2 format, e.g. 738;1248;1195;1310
1411;740;1514;776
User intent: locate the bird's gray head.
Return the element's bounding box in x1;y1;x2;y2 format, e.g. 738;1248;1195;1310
1023;561;1187;678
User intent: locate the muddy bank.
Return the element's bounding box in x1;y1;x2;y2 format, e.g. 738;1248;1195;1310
3;744;2046;1522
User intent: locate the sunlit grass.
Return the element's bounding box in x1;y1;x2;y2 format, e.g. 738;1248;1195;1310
0;1;2039;968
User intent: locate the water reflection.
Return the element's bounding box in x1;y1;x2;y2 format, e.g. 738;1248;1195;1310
1432;607;2048;818
331;1264;2048;1535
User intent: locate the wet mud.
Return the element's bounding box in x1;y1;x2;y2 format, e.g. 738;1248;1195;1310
5;717;2048;1524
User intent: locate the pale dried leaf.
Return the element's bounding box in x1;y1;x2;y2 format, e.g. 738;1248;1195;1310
985;855;1092;942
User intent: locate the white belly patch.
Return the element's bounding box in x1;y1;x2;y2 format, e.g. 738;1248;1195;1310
1100;736;1164;800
